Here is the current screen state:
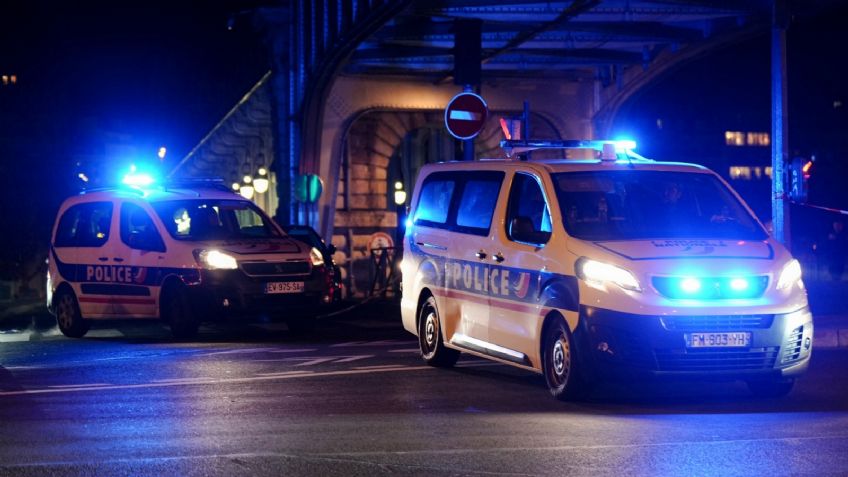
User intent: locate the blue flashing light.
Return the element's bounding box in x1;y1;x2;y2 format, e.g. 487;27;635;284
122;173;155;187
405;217;413;228
729;277;749;291
614;139;637;151
679;277;701;293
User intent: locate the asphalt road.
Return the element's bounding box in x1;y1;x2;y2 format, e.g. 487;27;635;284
1;304;847;476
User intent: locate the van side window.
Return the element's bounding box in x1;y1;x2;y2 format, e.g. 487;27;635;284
414;175;456;227
455;177;502;234
54;202;113;248
120;203;166;252
506;173;551;245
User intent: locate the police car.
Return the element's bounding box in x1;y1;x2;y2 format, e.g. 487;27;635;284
400;140;812;400
46;176;334;339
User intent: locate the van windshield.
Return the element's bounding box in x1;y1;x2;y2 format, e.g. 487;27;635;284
151;199;282;241
552;170;767;241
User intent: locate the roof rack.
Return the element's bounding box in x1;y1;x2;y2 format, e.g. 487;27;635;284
163;177;234;193
500;139;652;162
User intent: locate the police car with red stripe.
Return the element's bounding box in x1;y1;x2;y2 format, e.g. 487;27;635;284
401;139;812;400
47;175;335;339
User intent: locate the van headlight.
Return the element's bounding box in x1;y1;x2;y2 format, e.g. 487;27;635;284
576;258;641;292
194;249;238;270
309;247;325;267
776;259;803;290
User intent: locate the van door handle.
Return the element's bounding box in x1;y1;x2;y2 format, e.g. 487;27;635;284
98;257;108;262
416;242;447;251
492;253;505;263
113;258;124;262
475;250;487;260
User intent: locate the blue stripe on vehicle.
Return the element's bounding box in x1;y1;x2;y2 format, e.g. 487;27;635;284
51;246;201;287
408;241;578;311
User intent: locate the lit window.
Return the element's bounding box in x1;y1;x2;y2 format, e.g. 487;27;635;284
729;166;752;180
1;75;8;86
725;131;745;146
835;100;843;109
765;167;773;178
9;75;16;84
746;132;770;146
656;119;663;129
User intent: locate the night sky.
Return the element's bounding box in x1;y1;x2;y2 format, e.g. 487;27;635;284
1;1;846;280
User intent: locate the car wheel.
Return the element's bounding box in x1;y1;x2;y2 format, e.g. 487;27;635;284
418;296;459;368
163;287;198;340
747;378;795;398
542;319;581;401
55;289;90;338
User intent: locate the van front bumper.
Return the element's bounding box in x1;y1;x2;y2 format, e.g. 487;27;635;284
187;267;332;320
574;305;813;381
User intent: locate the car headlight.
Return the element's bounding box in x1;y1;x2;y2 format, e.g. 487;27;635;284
576;258;641;292
309;247;325;267
195;249;238;270
776;259;802;290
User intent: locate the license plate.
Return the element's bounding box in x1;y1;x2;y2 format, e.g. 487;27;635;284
686;332;751;348
264;281;304;294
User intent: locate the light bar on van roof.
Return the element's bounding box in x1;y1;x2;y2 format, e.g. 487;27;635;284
500;139;646;161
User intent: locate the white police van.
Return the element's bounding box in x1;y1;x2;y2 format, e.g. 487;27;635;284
400;140;812;400
46;177;334;339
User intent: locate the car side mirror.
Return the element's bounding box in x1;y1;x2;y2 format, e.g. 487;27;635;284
509;217;551;245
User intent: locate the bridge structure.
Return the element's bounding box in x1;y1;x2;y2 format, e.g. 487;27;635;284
171;0;795;296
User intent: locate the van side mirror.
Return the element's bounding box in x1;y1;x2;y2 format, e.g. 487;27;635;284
509;217;551;245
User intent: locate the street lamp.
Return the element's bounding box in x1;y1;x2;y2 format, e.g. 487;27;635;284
253;167;269;194
393;181;406;205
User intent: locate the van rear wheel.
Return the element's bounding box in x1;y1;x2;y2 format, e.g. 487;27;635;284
542;319;581;401
418;296;459;368
55;289;89;338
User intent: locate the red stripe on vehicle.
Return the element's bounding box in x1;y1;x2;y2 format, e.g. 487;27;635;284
78;297;156;305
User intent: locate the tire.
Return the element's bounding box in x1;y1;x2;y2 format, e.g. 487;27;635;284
747;378;795;398
418;296;460;368
55;289;90;338
541;318;581;401
162;286;198;340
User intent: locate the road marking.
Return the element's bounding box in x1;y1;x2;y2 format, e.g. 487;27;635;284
47;383;111;388
0;363;444;396
388;348;420;353
331;339;411;348
353;364;409;370
201;347;280;356
333;355;372;363
85;329;124;338
269;348;318;353
0;333;31;342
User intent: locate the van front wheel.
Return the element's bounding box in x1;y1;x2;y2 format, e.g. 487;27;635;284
542;320;580;401
418;296;459;368
55;289;89;338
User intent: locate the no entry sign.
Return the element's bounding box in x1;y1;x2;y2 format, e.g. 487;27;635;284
444;92;488;140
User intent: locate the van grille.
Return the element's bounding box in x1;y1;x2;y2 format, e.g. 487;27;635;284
660;314;773;331
781;325;805;364
240;261;311;277
654;347;779;372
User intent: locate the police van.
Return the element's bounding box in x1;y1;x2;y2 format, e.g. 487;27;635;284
47;177;335;339
400;140;812;399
